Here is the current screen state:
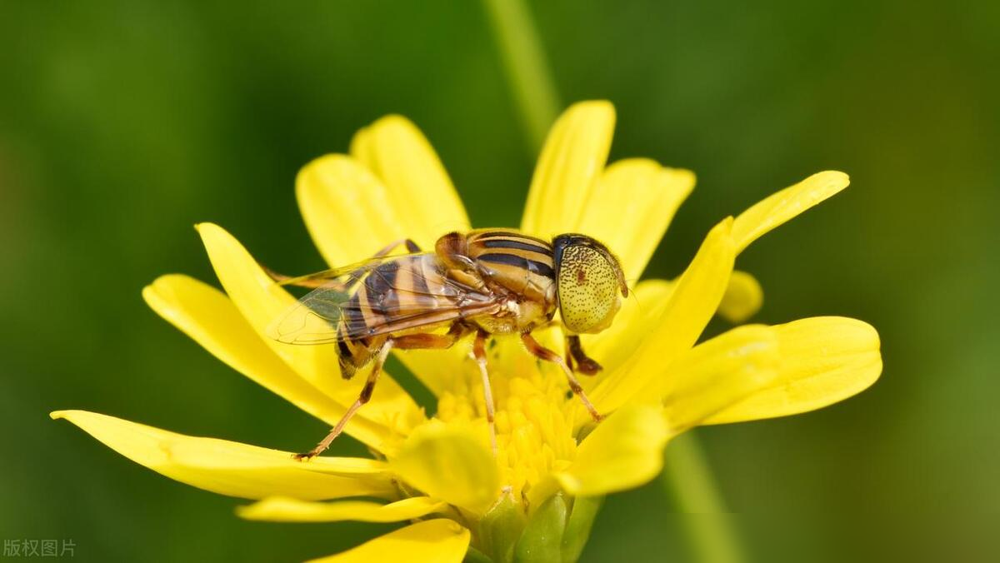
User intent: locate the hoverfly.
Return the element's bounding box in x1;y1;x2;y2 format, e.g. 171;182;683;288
267;229;628;459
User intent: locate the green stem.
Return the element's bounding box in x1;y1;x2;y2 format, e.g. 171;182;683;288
481;0;561;153
662;432;745;563
482;3;746;562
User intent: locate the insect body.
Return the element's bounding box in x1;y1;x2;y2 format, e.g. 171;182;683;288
268;229;629;459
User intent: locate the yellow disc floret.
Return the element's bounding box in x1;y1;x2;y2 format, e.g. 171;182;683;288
435;337;578;503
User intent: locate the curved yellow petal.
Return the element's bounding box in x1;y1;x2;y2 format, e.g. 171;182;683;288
704;317;881;424
297;155;408;266
554;405;668;496
197;222;339;382
579;279;675;387
520;101;615;238
300;123;469;266
732;171;849;254
390;423;499;515
197;223;425;444
658;325;780;432
143;275;387;447
350;115;470;246
50;410;396;500
586;218;736;415
576;158;695;279
237;496;446;523
587;272;763;384
717;270;764;323
585;271;763;389
307;519;470;563
583;272;763;395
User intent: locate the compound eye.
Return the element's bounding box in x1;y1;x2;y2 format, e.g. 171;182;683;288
557;245;622;334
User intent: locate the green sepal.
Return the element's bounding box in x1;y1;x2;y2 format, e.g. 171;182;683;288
561;496;604;562
514;493;568;562
464;546;495;563
478;489;527;563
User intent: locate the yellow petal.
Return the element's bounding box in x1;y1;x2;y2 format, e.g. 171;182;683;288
237;496;445;523
390;423;499;515
394;343;474;397
307;519;470;563
658;325;780;432
197;222;338;382
197;223;424;444
585;272;762;390
144;275;387;448
704;317;881;424
554;405;669;496
51;410;396;500
579;279;675;387
520;101;615;238
586;218;736;415
576;158;695;279
350;115;470;247
297;155;409;265
731;171;849;254
717;270;764;323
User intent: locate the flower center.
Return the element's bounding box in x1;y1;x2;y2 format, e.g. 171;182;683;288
434;337;578;502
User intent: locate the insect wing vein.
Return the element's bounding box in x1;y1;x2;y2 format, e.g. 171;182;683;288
267;253;497;345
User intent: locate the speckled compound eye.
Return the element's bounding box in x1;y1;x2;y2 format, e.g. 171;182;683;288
554;236;627;334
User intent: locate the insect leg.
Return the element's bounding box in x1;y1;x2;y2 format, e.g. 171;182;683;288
374;238;422;255
565;334;602;375
471;329;498;455
293;341;394;461
521;332;603;422
392;322;468;350
392;332;460;350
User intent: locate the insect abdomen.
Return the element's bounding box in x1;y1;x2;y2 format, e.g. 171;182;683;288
334;254;454;378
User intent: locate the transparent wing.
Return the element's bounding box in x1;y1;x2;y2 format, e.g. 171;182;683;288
267;253;499;345
268;253;418;290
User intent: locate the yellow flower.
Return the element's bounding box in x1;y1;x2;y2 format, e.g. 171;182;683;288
52;101;882;562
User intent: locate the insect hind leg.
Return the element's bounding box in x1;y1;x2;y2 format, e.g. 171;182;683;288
293;341;393;461
391;325;497;456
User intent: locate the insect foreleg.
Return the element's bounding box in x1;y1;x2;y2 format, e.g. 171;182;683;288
566;334;602;375
293;341;393;461
521;332;603;422
472;329;498;455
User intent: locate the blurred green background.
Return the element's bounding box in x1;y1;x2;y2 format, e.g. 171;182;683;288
2;1;998;561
